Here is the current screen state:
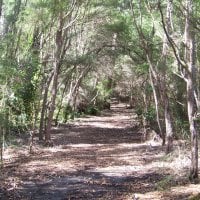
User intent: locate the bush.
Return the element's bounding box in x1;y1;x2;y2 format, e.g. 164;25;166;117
135;107;143;117
145;106;156;122
62;104;73;122
155;175;174;191
86;106;100;115
174;119;189;139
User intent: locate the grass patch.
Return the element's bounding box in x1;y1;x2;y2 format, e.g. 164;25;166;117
189;193;200;200
155;175;174;191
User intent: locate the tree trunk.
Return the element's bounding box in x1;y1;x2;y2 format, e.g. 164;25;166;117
142;89;149;141
0;0;3;17
162;0;174;153
39;72;53;140
70;66;91;111
188;78;198;180
164;94;173;153
44;2;79;143
130;0;167;144
149;67;165;145
55;79;69;125
184;0;198;181
159;0;198;179
45;11;65;144
45;61;60;143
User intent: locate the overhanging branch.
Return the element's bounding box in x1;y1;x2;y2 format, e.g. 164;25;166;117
158;2;188;72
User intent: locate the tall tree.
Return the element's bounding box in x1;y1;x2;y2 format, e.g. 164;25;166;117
159;0;174;153
45;0;81;144
184;0;198;180
129;0;175;149
160;0;198;180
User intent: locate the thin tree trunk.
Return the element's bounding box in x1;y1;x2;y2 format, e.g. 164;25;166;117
55;65;76;123
39;72;53;140
44;2;79;143
70;65;91;110
149;67;165;145
0;0;3;17
130;0;166;144
0;128;3;168
187;78;198;180
162;0;174;153
45;62;60;143
55;79;69;125
45;11;65;144
142;90;149;141
164;94;173;153
0;127;5;168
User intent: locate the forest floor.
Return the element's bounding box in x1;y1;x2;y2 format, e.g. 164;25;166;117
1;103;200;200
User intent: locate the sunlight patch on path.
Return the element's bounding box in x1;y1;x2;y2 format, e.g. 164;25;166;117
66;143;103;148
71;112;134;129
89;165;146;177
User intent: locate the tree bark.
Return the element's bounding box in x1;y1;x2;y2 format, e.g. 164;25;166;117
45;11;64;143
184;0;198;181
164;93;173;153
44;2;78;143
45;61;60;143
0;0;3;17
55;78;69;125
39;72;53;140
69;65;91;111
161;0;174;153
0;128;4;168
149;67;165;143
159;0;198;179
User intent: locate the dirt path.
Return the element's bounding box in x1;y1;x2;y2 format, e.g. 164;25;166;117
1;103;200;199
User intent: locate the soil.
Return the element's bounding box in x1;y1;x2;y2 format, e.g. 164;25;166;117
0;103;200;200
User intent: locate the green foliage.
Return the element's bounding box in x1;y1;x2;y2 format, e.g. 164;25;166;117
96;79;112;101
189;194;200;200
174;119;190;139
144;107;156;122
62;104;74;122
85;105;100;116
136;106;156;125
105;19;128;34
155;175;174;191
135;107;143;117
135;63;149;74
0;0;42;129
62;103;100;122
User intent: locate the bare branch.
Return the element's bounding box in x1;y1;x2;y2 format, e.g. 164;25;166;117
158;2;188;71
63;10;80;30
63;0;77;20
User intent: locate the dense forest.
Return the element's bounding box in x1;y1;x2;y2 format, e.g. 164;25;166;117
0;0;200;199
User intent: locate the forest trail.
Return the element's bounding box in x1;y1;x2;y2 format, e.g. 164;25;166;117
1;103;200;200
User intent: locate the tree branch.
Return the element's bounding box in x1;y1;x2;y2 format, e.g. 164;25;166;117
158;2;188;71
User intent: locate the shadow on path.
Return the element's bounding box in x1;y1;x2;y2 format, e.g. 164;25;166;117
0;103;194;200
